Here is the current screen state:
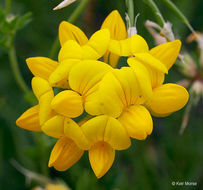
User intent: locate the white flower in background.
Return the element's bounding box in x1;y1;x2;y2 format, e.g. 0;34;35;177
53;0;77;10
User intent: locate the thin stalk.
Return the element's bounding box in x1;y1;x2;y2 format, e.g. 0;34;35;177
160;0;198;36
126;0;135;26
8;44;30;94
49;0;91;59
5;0;11;14
143;0;165;27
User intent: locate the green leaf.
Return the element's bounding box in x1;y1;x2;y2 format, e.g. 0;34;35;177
15;12;32;31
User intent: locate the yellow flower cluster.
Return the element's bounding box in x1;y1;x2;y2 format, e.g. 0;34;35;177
16;10;189;178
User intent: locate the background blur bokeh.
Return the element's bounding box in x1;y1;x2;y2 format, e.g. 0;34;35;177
0;0;203;189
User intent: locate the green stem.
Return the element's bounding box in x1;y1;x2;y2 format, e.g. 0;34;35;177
8;44;30;94
5;0;11;14
49;0;91;59
143;0;165;27
126;0;135;26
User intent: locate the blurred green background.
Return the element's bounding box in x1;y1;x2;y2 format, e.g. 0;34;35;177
0;0;203;189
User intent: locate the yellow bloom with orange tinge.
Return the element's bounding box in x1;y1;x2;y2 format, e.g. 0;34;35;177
16;10;189;178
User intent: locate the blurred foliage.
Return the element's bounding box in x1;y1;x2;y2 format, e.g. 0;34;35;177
0;0;203;190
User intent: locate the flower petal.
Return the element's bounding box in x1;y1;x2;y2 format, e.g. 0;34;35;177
127;58;153;100
96;67;141;118
150;40;181;70
118;105;153;140
64;118;90;150
31;77;52;100
42;115;65;138
58;40;83;62
147;83;189;116
133;53;168;74
69;60;112;96
59;21;88;46
39;91;55;125
101;10;127;67
89;141;115;178
51;90;83;118
81;115;131;150
49;59;79;87
82;29;110;60
108;34;149;56
26;57;58;80
16;105;41;131
49;137;83;171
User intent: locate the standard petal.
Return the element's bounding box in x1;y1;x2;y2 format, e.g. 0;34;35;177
147;83;189;116
16;105;41;131
108;34;149;56
26;57;58;80
127;57;153;101
81;115;131;150
58;40;83;62
64;118;90;150
49;59;79;87
42;115;65;138
89;141;115;178
51;90;83;118
101;10;127;67
133;53;168;74
150;40;181;70
59;21;88;46
118;105;153;140
49;137;84;171
68;60;112;96
83;29;110;60
96;67;141;118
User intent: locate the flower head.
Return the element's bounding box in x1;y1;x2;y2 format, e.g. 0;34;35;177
16;10;189;178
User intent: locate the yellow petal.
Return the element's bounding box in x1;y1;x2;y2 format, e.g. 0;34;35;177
150;40;181;70
133;53;168;74
49;137;83;171
81;115;131;150
64;118;90;150
49;59;79;86
147;67;165;89
118;105;153;140
39;90;55;125
42;115;65;138
82;29;110;60
51;90;83;118
26;57;58;80
101;10;127;67
101;10;127;40
89;141;115;178
108;34;149;56
31;77;52;100
58;40;83;62
59;21;88;46
69;60;112;96
147;83;189;116
96;67;141;118
127;57;153;100
103;52;120;68
16;105;41;131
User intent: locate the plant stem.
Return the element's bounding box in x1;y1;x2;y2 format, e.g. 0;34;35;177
49;0;91;59
143;0;165;27
126;0;135;26
8;44;30;94
5;0;11;14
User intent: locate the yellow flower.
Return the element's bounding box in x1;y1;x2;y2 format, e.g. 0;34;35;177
49;28;110;86
81;115;131;178
16;77;55;130
16;10;190;179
